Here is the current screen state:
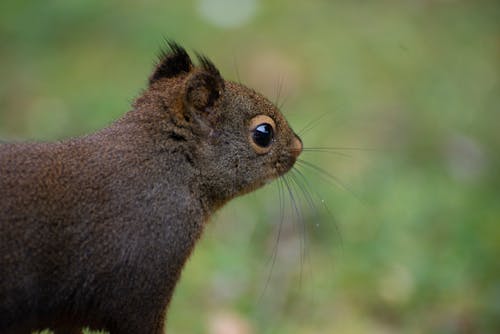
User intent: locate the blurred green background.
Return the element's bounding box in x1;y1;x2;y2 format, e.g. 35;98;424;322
1;0;499;333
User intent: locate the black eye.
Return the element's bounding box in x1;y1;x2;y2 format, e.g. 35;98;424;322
252;123;274;148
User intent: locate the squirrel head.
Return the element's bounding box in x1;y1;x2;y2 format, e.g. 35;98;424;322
136;42;302;210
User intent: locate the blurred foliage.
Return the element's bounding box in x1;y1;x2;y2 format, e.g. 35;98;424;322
1;0;500;333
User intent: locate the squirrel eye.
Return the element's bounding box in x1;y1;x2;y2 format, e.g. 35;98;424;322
252;123;274;148
248;115;276;154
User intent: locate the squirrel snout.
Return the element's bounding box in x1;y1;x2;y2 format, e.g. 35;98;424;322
291;135;303;159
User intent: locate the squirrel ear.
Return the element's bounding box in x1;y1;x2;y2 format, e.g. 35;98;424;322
184;54;225;112
149;41;193;84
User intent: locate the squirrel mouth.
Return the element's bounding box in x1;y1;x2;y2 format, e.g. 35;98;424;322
275;157;296;177
274;135;302;177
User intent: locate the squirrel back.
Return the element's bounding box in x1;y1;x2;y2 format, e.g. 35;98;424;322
0;42;302;334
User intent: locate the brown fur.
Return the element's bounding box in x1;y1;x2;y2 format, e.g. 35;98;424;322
0;42;302;334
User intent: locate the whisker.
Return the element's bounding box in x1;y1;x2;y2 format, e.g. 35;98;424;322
303;146;379;152
297;112;329;136
294;166;344;249
301;149;352;158
289;169;315;289
282;174;305;287
278;97;288;111
232;53;242;84
282;176;302;228
296;159;367;206
274;75;283;108
289;169;317;240
259;176;286;302
272;176;286;267
289;168;317;215
289;171;308;256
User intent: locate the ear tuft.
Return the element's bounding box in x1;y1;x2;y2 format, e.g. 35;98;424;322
149;41;193;84
183;53;225;112
185;72;224;112
196;53;221;78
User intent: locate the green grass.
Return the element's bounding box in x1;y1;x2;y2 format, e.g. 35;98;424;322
2;0;499;333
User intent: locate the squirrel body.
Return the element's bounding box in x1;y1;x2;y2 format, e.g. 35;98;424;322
0;43;302;334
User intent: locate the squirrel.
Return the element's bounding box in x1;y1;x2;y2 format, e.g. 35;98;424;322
0;42;302;334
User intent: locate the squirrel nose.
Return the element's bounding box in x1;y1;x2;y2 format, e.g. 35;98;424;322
291;135;303;159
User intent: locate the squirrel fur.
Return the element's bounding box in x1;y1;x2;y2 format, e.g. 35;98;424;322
0;42;302;334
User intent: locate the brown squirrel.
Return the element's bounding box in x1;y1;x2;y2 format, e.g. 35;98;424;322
0;42;302;333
